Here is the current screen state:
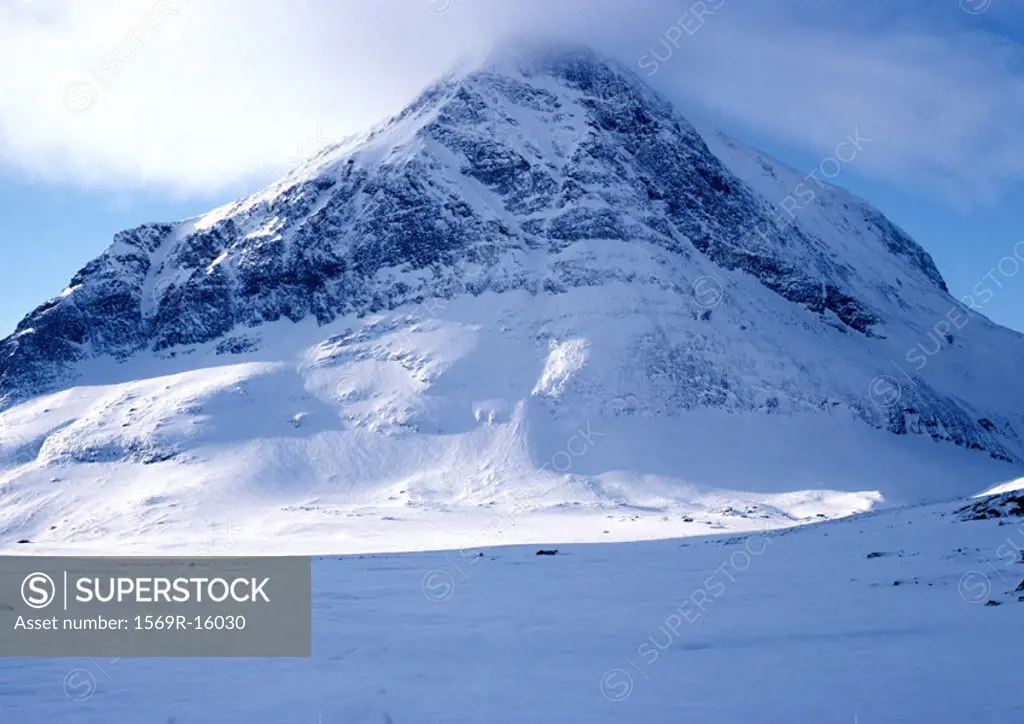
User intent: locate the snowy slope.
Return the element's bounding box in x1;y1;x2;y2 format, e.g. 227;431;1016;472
1;44;1023;551
2;494;1023;723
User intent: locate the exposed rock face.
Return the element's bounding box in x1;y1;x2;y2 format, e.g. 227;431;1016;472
1;45;1021;463
957;491;1024;521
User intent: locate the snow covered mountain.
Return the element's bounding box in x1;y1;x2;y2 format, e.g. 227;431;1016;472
1;44;1022;550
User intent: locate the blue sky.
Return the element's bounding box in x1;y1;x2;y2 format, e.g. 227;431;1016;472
1;0;1023;336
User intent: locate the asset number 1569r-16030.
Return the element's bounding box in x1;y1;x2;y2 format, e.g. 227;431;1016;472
133;615;247;631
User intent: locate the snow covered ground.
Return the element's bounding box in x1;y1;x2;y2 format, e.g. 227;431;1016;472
2;491;1023;723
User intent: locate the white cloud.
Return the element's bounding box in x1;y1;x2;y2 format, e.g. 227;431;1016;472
1;0;1022;205
640;7;1024;207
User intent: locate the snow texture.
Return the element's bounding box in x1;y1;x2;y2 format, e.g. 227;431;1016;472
1;44;1022;552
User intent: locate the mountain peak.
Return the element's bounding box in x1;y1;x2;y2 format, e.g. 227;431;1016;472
273;40;660;197
477;39;612;72
471;39;658;112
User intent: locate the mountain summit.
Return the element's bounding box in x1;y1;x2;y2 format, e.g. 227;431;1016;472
1;45;1021;550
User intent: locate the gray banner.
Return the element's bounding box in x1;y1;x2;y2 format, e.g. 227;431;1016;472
0;557;310;657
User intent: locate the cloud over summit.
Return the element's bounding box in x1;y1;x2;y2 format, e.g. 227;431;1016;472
1;0;1022;204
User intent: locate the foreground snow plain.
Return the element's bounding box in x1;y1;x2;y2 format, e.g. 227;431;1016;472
2;491;1023;724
